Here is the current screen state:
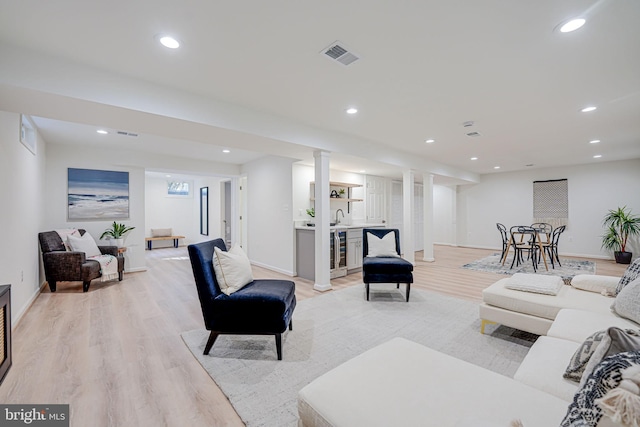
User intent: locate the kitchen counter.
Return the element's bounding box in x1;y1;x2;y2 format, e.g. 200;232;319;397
294;223;386;230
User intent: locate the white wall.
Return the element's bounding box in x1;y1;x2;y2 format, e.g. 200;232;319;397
242;156;295;275
453;159;640;258
433;185;456;245
292;163;366;226
44;144;147;272
0;111;47;323
144;175;226;248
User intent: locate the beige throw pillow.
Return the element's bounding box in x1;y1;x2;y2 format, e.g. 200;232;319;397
212;245;254;296
67;232;101;258
151;228;172;237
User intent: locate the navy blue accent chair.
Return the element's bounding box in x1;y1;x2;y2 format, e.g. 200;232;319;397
362;228;414;302
187;239;296;360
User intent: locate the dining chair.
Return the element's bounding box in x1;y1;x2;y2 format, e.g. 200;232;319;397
509;226;539;272
541;225;565;268
531;223;553;244
496;223;508;261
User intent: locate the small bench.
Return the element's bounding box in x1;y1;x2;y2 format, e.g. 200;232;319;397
145;236;185;250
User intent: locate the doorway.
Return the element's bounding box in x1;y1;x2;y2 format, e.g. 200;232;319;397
221;180;232;248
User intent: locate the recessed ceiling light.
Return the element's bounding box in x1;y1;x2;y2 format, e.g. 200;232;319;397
159;36;180;49
222;149;230;153
589;139;600;144
581;106;597;113
346;107;358;114
560;18;586;33
470;157;478;161
425;139;435;143
593;154;602;158
166;175;171;178
494;166;501;170
359;170;366;173
96;129;108;134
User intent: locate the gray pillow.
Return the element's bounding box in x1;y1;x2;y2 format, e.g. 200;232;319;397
563;329;607;382
611;276;640;324
615;257;640;295
580;327;640;386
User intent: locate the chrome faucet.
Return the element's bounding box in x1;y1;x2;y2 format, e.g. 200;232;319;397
335;209;345;224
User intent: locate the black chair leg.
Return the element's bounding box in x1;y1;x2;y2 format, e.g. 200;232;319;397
365;283;370;301
48;280;57;292
396;283;400;289
406;283;410;302
82;281;91;292
275;333;282;360
203;331;219;355
289;319;293;331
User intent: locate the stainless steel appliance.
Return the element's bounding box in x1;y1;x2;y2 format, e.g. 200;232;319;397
330;229;347;278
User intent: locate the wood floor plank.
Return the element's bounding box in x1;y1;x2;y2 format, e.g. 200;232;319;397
0;244;627;426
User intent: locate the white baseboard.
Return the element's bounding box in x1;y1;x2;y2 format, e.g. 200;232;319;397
250;261;295;277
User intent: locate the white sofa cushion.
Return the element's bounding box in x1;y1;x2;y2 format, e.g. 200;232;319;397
483;278;615;321
571;274;619;295
504;273;564;295
298;337;569;427
514;336;580;402
547;309;639;343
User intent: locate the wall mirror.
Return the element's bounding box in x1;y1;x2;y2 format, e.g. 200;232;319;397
200;187;209;236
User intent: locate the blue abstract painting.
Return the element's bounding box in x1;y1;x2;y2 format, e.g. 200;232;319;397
68;168;129;219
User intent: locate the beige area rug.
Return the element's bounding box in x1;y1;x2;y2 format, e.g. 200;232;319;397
181;285;537;427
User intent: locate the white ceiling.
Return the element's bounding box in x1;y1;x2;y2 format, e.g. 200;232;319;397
0;0;639;182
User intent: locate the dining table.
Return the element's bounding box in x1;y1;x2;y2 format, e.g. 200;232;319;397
501;226;549;271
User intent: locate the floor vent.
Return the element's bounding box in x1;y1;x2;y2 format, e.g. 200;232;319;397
321;41;359;66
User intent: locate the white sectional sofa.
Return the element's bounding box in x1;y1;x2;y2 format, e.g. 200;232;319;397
298;268;640;427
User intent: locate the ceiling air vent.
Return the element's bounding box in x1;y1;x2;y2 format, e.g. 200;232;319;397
117;131;139;137
321;41;360;66
466;131;481;137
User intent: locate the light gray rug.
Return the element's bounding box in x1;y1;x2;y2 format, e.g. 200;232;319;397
462;253;595;281
181;286;537;427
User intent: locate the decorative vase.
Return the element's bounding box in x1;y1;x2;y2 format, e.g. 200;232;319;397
114;238;124;248
614;251;632;264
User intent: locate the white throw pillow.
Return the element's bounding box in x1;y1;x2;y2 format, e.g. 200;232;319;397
67;232;102;258
213;245;254;296
611;277;640;325
504;273;564;295
571;274;619;295
366;232;399;257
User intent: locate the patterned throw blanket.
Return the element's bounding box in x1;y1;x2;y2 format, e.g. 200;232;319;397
89;255;119;282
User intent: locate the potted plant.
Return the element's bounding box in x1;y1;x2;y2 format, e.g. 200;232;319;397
601;206;640;264
100;221;135;247
306;208;315;226
339;188;346;198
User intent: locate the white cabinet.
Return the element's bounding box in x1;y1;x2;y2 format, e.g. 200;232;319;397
347;228;363;271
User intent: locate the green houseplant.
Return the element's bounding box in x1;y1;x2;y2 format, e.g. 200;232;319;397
601;206;640;264
100;221;135;247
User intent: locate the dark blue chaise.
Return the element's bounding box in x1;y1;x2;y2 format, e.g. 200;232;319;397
188;239;296;360
362;228;414;301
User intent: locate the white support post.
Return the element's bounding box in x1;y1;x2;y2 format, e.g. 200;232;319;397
402;170;415;264
313;150;332;291
423;173;435;262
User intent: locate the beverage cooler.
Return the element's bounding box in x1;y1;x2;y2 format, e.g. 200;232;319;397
330;229;347;278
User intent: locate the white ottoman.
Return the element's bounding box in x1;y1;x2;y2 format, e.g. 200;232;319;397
297;337;569;427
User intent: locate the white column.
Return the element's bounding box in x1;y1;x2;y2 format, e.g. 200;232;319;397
313;150;332;291
402;170;415;264
423;173;435;262
230;177;240;247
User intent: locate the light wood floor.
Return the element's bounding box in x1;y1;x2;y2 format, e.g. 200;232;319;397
0;245;627;426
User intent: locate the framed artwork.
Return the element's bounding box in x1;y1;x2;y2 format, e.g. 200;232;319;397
68;168;130;220
200;187;209;236
19;115;36;155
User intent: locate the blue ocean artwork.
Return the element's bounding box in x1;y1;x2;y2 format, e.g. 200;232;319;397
68;168;129;219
